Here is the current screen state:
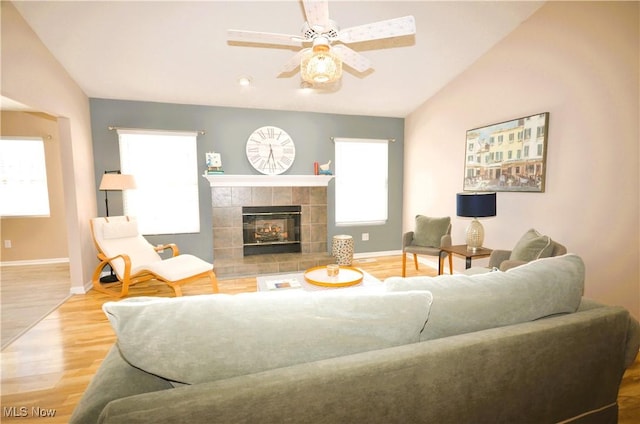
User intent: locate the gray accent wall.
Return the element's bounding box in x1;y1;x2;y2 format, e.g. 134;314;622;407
90;98;404;262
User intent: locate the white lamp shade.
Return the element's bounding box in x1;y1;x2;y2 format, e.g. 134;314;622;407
99;173;136;191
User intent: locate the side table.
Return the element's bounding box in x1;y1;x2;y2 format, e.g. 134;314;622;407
440;245;493;269
332;235;354;266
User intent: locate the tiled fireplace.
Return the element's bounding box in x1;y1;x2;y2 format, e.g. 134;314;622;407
207;175;334;278
242;205;302;256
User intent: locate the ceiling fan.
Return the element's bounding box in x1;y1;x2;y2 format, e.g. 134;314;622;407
227;0;416;86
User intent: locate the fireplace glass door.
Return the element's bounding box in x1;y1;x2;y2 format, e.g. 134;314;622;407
242;205;301;256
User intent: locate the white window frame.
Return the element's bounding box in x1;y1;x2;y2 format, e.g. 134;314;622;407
334;137;388;226
117;129;200;235
0;137;51;217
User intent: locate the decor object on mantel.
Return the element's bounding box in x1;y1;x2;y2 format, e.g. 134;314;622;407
206;152;224;174
319;160;332;175
457;192;496;251
227;0;415;87
245;126;296;175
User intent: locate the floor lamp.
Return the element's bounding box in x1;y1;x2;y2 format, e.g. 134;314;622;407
99;170;136;217
456;192;496;252
98;170;136;282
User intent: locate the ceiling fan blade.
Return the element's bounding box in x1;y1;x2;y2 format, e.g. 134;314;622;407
332;45;371;73
303;0;330;31
338;15;416;44
280;49;309;74
228;29;303;47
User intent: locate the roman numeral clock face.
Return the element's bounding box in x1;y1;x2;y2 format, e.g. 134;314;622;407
245;126;296;175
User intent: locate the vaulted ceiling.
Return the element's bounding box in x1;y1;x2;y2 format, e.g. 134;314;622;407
10;1;544;117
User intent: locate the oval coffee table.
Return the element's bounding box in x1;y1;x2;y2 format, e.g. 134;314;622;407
304;265;364;288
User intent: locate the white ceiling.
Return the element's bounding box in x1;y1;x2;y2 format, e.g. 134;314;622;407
11;1;544;118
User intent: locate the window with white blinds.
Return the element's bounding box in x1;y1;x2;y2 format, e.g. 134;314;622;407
118;129;199;235
334;138;388;226
0;137;50;217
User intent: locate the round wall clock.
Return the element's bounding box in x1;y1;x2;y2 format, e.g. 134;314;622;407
245;126;296;175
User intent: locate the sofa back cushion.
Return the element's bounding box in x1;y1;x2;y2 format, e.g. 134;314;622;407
103;290;433;385
385;254;584;341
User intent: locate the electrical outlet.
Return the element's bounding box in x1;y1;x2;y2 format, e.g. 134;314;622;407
4;240;12;248
361;233;369;241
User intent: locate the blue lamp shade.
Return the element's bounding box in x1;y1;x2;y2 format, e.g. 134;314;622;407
456;192;496;218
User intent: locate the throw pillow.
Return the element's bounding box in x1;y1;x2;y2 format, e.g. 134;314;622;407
102;218;139;240
509;228;554;262
413;215;450;247
103;290;433;385
385;254;584;341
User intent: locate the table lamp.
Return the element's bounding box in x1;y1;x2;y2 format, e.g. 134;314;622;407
456;192;496;251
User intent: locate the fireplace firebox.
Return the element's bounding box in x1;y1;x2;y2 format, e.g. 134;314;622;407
242;205;301;256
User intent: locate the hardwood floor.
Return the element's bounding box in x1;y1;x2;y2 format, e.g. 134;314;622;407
1;263;71;349
1;256;638;423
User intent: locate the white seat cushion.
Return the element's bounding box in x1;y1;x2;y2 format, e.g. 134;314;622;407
144;254;212;280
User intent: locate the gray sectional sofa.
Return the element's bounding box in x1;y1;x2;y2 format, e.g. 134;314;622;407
71;254;639;424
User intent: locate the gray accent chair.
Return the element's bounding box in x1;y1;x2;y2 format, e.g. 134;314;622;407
402;216;452;276
489;240;567;271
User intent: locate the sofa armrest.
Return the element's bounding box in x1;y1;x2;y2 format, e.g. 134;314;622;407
576;298;639;369
488;249;512;268
625;315;640;368
70;346;173;424
577;297;606;312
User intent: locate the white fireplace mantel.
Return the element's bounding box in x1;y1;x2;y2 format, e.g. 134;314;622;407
203;174;334;187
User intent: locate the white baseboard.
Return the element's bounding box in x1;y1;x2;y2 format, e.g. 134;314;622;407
70;280;92;295
0;257;92;294
0;257;70;267
353;250;402;259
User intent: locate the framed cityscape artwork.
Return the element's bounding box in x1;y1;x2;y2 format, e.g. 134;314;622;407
463;112;549;193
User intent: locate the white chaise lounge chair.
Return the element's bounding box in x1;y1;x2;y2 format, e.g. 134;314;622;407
90;216;218;297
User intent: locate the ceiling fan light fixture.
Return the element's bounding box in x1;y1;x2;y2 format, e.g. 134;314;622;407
301;41;342;84
300;80;314;90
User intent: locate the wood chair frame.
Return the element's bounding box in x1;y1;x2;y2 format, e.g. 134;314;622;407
402;250;453;277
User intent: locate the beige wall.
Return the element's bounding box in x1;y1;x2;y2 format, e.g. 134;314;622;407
405;1;639;318
1;1;97;293
1;111;68;261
